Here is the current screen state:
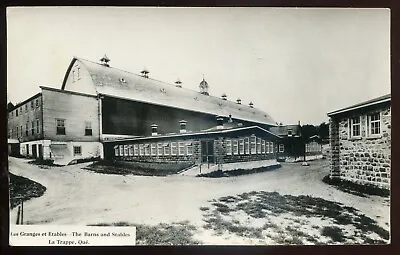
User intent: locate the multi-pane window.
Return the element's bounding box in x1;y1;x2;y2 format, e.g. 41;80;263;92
350;117;361;137
25;123;29;136
250;136;256;154
244;137;249;154
36;99;39;107
171;142;178;155
239;139;244;154
114;145;119;156
56;119;66;135
187;142;193;155
129;145;134;156
16;127;19;138
20;125;23;137
256;138;261;154
306;144;310;153
266;141;269;153
368;113;381;135
73;146;82;156
225;140;232;155
178;142;185;155
31;101;34;109
151;143;157;156
164;143;170;155
233;140;239;155
139;144;144;156
36;119;40;134
85;122;92;136
261;140;265;154
279;144;284;153
144;144;150;156
124;145;129;156
31;121;35;135
271;142;274;153
157;143;163;156
119;145;124;156
19;108;22;115
25;104;28;112
134;144;139;156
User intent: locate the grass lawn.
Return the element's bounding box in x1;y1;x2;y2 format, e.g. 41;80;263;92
9;173;47;209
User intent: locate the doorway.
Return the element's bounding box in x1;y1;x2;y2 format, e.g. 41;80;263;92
201;140;215;163
32;144;37;158
38;144;43;159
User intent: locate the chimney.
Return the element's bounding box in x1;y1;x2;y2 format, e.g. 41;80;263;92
249;101;254;108
221;93;227;100
216;116;224;129
179;120;187;133
151;124;158;136
236;98;242;104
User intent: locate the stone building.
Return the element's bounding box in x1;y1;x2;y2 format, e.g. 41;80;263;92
327;94;391;189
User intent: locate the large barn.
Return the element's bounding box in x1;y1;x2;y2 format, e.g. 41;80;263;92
8;56;280;165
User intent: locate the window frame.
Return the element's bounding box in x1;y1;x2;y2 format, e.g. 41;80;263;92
261;140;265;154
250;135;256;154
144;144;150;156
128;145;134;156
36;119;40;134
139;144;144;156
244;137;249;154
349;116;361;138
233;140;239;155
256;138;261;154
178;142;185;156
186;142;193;155
119;145;124;156
171;142;178;156
279;144;284;153
124;145;129;156
225;139;232;155
151;143;157;156
239;139;244;155
73;146;82;156
85;121;92;136
134;144;139;156
56;118;66;135
367;112;382;136
114;145;119;156
163;143;170;156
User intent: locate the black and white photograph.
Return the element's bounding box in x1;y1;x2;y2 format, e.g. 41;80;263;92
6;7;391;245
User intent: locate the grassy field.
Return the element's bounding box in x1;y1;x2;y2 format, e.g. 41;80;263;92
9;173;47;209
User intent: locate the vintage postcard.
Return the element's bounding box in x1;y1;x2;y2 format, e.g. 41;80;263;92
7;7;390;245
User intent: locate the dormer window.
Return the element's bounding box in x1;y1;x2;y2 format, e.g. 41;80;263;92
288;129;293;136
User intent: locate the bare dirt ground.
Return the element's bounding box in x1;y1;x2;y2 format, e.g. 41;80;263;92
8;157;390;245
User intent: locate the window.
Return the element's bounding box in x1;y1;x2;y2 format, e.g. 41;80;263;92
225;140;232;155
119;145;124;156
244;138;249;154
270;142;274;153
77;67;81;80
144;144;150;156
16;109;18;117
139;144;144;156
239;139;244;154
171;142;178;155
31;101;34;109
350;117;361;137
151;143;157;156
288;129;292;136
261;140;265;154
157;143;163;156
25;104;28;112
164;143;170;155
31;121;35;135
16;127;19;138
368;113;381;136
279;144;284;153
250;136;256;154
20;125;23;137
72;70;76;82
134;144;139;156
114;145;119;156
306;144;310;153
178;142;185;155
36;119;40;134
85;122;92;136
257;138;261;154
25;123;29;136
233;140;239;155
187;142;193;155
19;108;22;114
124;145;129;156
73;146;82;156
36;99;39;107
56;119;66;135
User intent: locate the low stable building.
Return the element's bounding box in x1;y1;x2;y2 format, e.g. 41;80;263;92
269;124;304;162
103;119;282;171
327;94;391;189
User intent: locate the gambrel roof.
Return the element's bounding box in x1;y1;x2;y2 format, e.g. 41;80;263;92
61;57;277;126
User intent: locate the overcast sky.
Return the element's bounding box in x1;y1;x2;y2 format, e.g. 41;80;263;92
7;7;390;125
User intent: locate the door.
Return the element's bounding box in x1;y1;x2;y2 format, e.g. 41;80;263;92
26;144;29;156
32;144;37;158
38;144;43;159
201;140;215;163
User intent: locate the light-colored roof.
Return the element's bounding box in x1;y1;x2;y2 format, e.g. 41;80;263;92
327;94;391;117
8;139;19;144
63;57;277;126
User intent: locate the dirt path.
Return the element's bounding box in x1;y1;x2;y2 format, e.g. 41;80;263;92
8;157;389;234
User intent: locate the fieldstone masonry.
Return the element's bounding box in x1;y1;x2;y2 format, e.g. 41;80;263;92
329;104;391;189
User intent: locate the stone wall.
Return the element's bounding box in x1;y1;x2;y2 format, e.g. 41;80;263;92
329;104;391;189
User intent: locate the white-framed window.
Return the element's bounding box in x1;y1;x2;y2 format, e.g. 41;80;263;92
250;136;256;154
114;145;119;156
85;121;92;136
36;119;40;134
56;118;66;135
157;143;163;156
171;142;178;155
139;144;144;156
144;144;150;156
306;144;310;153
279;144;284;153
124;145;129;156
119;145;124;156
368;112;381;136
31;121;35;135
151;143;157;156
186;142;193;155
36;98;39;108
20;125;23;137
270;142;274;153
244;137;249;154
225;140;232;155
256;138;261;154
178;142;185;155
128;145;134;156
239;139;244;154
266;141;269;153
134;144;139;156
233;140;239;155
164;143;170;155
349;116;361;138
261;140;265;154
73;146;82;156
